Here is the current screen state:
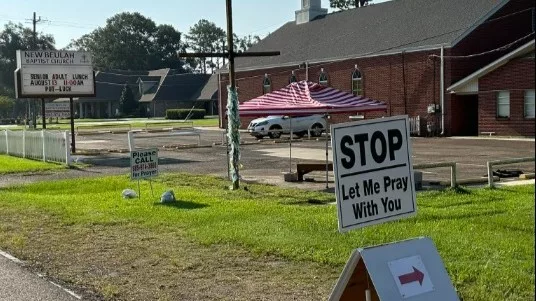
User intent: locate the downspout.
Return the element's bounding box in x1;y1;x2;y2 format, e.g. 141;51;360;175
218;72;223;128
440;45;445;135
401;51;407;115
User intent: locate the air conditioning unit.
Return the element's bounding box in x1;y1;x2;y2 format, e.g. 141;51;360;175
427;104;441;114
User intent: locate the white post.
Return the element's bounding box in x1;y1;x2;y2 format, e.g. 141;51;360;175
440;45;445;135
64;131;71;166
450;163;457;188
128;131;135;151
41;130;46;162
487;161;494;188
22;130;26;158
5;130;9;155
305;61;309;81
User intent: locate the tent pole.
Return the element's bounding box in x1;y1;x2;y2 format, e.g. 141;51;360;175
289;116;292;173
325;113;329;190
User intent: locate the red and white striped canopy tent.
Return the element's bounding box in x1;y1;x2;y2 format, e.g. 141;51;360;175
239;80;387;116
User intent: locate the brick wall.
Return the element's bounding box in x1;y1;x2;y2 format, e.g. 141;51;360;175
478;57;535;136
217;0;535;136
219;50;443;133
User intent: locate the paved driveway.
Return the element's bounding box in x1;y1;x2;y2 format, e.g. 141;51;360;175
72;130;535;187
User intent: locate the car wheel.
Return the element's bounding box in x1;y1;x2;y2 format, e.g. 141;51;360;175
268;125;282;139
310;123;324;137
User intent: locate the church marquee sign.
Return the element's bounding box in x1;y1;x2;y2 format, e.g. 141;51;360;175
14;50;95;98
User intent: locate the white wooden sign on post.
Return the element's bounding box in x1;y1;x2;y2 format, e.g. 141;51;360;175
331;115;417;232
15;50;95;98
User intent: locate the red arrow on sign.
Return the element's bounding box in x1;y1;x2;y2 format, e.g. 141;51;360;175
398;266;425;286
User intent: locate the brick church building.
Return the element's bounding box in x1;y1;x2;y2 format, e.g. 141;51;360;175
218;0;535;136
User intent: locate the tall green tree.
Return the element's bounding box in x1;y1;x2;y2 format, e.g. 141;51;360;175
236;35;261;53
330;0;372;10
68;12;190;71
186;19;226;73
0;22;54;119
0;22;55;98
0;95;14;118
118;83;137;116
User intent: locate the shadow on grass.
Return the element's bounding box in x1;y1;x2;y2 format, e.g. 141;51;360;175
418;209;506;221
279;198;335;206
83;156;197;168
450;186;472;194
153;200;208;210
420;196;504;209
488;222;534;235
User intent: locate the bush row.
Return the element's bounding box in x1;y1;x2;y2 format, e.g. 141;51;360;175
165;109;206;120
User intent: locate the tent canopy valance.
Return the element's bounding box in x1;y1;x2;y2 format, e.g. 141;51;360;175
239;80;387;117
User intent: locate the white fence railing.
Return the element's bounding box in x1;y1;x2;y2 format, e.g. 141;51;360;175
409;116;421;136
0;130;71;165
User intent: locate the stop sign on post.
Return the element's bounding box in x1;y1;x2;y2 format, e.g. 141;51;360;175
330;115;417;232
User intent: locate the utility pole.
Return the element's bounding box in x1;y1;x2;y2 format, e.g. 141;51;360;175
180;0;279;190
31;12;43;130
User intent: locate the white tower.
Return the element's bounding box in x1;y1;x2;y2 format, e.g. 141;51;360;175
295;0;328;25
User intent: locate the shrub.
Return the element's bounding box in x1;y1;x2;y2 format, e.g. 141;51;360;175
165;109;206;120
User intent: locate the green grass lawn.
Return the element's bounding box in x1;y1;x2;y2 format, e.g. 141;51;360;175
8;117;219;131
0;155;65;174
0;174;533;300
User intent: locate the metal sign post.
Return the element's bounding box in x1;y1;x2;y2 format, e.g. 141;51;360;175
69;97;75;153
41;98;46;129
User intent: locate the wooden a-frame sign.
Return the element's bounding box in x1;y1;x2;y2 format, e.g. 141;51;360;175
329;237;459;301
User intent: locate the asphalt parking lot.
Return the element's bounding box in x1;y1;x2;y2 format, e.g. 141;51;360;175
73;128;535;189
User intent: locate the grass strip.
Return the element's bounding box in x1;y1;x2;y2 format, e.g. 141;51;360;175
0;155;65;174
0;174;533;300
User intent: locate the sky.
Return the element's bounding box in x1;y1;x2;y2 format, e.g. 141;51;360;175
0;0;388;49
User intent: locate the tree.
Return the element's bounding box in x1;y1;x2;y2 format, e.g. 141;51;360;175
118;83;137;116
186;19;226;73
0;95;14;118
0;22;55;98
329;0;372;10
68;12;189;71
236;35;261;53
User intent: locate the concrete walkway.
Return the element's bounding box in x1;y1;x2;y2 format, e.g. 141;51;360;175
494;179;535;187
449;136;535;142
0;251;80;301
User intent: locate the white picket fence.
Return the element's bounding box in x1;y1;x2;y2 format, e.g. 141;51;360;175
0;130;71;165
409;116;421;136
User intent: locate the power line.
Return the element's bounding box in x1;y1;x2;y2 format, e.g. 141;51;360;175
429;32;534;59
